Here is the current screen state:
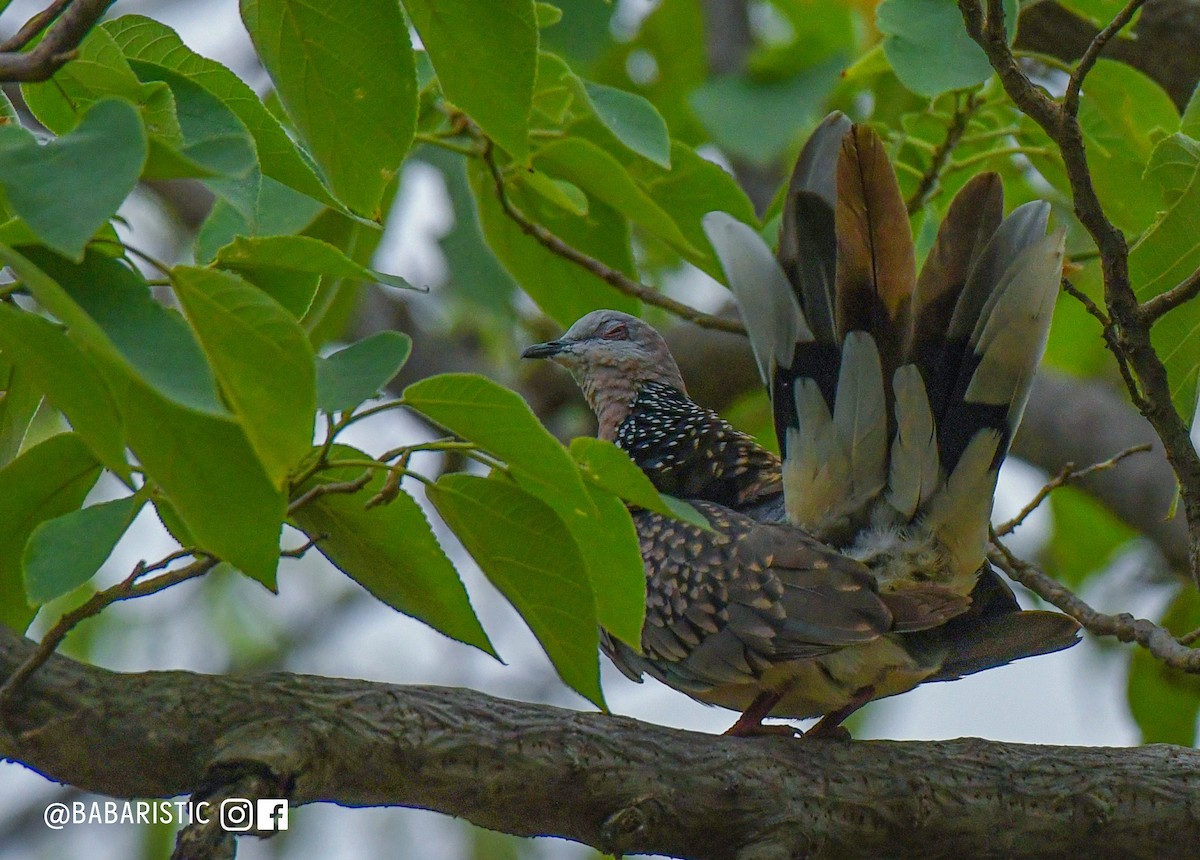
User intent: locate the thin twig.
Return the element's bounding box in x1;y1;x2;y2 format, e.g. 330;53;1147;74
0;0;115;82
995;444;1151;536
280;534;325;558
905;93;981;215
287;472;373;514
480;140;746;335
989;535;1200;672
1141;264;1200;323
1062;0;1147;117
0;553;217;709
1061;278;1147;411
0;0;73;52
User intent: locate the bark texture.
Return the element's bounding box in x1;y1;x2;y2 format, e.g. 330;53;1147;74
3;627;1198;860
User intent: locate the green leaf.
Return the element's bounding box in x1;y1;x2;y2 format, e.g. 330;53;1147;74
1058;0;1142;28
213;234;415;319
533;137;700;257
467;158;638;324
522;171;589;216
568;438;710;530
1046;486;1137;588
0;99;146;260
404;373;594;514
0;433;101;631
1127;586;1200;746
689;61;843;166
406;0;538;162
195;176;325;265
240;0;416;216
1129;167;1200;416
1145;133;1200;208
0;361;41;466
877;0;1017;98
121;384;285;587
428;473;601;705
23;493;145;605
535;2;562;28
569;436;680;517
532;51;575;127
172;266;316;486
104;14;340;208
290;444;494;654
626;139;760;279
316;332;411;414
1074;61;1179;234
127;61;261;222
1182;83;1200;139
0;304;128;476
5;246;224;416
579;79;670;168
2;248;284;584
571;482;645;649
422;146;517;318
20;25;179;139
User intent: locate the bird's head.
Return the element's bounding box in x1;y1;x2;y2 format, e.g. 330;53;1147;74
522;310;686;436
522;309;685;389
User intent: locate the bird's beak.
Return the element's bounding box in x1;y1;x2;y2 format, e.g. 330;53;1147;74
521;339;568;359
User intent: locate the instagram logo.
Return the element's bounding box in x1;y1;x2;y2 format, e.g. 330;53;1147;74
219;799;254;832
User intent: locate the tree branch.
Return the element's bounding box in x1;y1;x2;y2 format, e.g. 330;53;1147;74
905;92;981;215
989;536;1200;671
1;625;1198;860
960;0;1200;587
480;141;746;335
0;0;115;82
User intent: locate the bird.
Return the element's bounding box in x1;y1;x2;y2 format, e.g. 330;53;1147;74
522;113;1081;737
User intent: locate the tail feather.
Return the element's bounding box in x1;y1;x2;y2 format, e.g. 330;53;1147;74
834;125;916;381
886;364;940;519
709;114;1062;597
783;379;850;530
778;112;851;343
702;211;810;392
907;172;1003;374
938;219;1066;472
832;332;887;516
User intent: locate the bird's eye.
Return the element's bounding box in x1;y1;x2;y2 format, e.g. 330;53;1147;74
600;321;628;340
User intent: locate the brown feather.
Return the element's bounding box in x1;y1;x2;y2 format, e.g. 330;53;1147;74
907;173;1004;369
834;124;916;381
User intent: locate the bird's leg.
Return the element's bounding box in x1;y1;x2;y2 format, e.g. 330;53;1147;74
802;685;876;741
722;690;795;737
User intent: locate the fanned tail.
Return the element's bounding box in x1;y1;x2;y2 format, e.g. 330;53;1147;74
705;115;1065;595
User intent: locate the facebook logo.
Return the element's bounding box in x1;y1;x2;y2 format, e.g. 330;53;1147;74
256;799;289;831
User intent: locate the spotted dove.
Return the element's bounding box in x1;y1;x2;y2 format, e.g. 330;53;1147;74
523;113;1080;736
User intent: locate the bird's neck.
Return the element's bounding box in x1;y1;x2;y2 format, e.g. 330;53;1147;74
581;374;684;442
583;373;640;441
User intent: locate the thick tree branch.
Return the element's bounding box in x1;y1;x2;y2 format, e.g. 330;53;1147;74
1;626;1198;860
0;0;114;82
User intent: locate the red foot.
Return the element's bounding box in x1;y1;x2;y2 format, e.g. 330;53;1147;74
722;690;792;737
800;685;876;742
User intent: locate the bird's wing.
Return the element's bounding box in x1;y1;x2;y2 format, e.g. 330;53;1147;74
604;503;893;692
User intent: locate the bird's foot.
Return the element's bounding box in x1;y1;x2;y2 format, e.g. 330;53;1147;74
799;721;852;742
722;719;799;738
721;690;788;737
798;685;876;742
